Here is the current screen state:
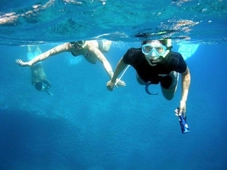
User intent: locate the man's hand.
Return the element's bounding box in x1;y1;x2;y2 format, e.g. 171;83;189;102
45;90;53;96
43;84;51;91
16;59;31;67
106;80;115;91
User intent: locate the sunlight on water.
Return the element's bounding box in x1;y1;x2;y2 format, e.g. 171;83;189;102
178;43;200;60
0;0;226;45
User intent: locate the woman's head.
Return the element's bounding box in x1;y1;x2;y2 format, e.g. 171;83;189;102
70;40;86;50
141;39;171;66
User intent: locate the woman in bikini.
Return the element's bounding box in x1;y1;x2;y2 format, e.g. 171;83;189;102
16;40;126;86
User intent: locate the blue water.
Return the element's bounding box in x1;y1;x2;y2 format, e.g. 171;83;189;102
0;0;227;169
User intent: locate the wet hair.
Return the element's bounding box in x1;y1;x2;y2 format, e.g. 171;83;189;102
34;82;43;91
142;39;173;50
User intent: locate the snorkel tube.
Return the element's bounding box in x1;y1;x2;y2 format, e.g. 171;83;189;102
145;81;158;95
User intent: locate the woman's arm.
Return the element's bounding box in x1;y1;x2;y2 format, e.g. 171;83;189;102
179;66;191;115
88;45;126;87
88;45;114;78
106;58;127;91
16;43;72;67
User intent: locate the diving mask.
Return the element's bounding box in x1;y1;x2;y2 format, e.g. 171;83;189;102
73;40;85;50
142;43;167;58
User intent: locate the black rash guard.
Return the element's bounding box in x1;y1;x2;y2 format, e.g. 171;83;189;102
123;48;187;88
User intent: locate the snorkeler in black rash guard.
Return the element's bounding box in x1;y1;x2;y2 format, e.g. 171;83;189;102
106;39;191;117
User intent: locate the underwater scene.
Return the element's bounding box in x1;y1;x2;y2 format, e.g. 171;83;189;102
0;0;227;169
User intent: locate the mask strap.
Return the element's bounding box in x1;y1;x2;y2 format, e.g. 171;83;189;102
162;49;170;58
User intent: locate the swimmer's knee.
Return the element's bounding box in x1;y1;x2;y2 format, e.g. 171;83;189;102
161;87;175;100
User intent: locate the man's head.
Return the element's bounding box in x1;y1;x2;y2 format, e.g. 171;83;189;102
34;82;44;91
141;39;171;66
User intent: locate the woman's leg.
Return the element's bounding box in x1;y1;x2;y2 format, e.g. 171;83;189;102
161;71;179;100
